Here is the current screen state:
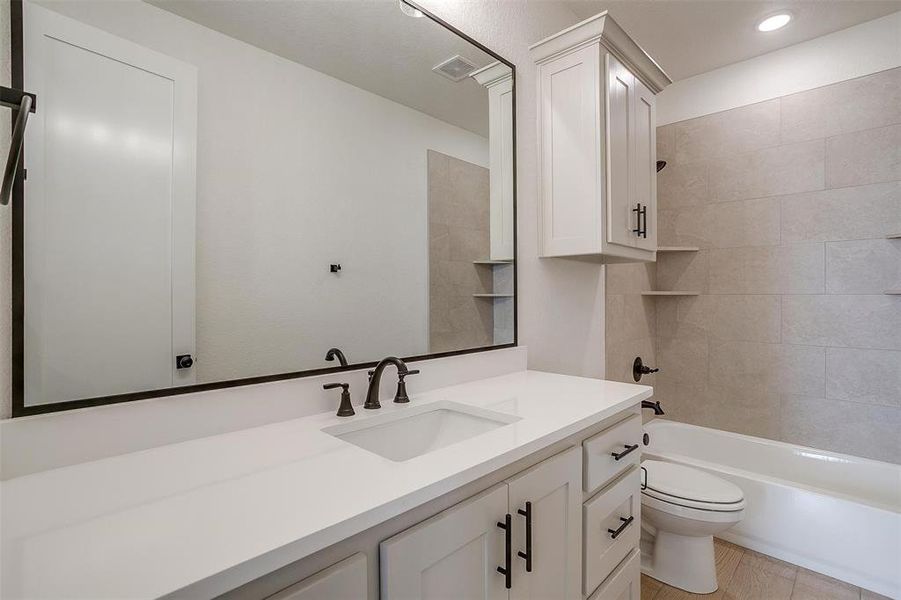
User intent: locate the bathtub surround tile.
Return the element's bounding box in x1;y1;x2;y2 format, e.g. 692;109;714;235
606;294;656;343
781;182;901;243
657;160;709;210
709;341;783;397
657;123;676;161
706;198;781;248
780;345;826;399
825;124;901;189
790;568;860;600
780;395;901;462
657;295;781;344
708;140;825;203
780;68;901;144
672;99;781;164
606;261;655;295
657;336;708;385
606;337;656;387
657;206;707;248
708;244;824;295
826;239;901;294
782;295;901;350
826;348;901;408
656;250;709;294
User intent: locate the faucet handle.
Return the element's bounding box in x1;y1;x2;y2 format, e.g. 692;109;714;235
324;382;354;417
394;369;420;404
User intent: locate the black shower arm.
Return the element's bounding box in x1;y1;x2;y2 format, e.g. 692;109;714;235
0;86;37;207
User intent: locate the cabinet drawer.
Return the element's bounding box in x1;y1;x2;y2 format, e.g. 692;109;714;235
583;468;641;596
587;548;640;600
582;414;642;494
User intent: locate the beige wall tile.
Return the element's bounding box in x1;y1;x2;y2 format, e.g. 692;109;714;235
606;261;655;295
780;395;901;462
606;294;656;343
657;123;676;160
673;99;780;163
780;344;826;399
709;244;824;295
826;124;901;189
659;295;780;344
657;335;708;385
656;250;709;293
782;182;901;242
826;347;901;408
657;160;709;210
826;238;901;294
782;295;901;350
656;296;707;341
708;139;824;202
706;198;781;248
606;336;656;386
781;67;901;144
709;340;782;397
657;206;708;248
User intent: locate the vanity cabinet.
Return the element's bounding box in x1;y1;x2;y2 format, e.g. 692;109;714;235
530;12;670;262
381;447;581;600
267;554;367;600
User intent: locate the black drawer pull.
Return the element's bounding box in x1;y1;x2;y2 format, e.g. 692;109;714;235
608;516;634;539
611;444;639;461
497;513;512;589
517;501;532;572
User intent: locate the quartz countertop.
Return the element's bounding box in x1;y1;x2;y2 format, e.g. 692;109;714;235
0;370;652;599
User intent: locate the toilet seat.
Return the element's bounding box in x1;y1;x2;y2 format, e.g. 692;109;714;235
641;460;746;512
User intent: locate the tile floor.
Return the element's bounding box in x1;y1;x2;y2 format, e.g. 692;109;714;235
641;539;892;600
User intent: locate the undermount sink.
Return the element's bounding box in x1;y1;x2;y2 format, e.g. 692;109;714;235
323;401;520;461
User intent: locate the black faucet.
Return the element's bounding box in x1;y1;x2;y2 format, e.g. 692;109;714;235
641;400;664;415
325;347;348;367
364;356;409;410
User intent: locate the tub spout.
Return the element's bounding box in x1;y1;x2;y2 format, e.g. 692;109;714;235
642;400;664;415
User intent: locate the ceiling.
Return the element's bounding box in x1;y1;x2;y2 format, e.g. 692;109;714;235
565;0;901;81
148;0;502;136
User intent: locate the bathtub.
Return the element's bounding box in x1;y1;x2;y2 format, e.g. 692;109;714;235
642;420;901;599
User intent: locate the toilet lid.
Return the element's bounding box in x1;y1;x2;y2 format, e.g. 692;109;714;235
641;460;745;509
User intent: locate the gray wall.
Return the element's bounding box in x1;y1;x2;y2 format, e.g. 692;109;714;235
608;68;901;463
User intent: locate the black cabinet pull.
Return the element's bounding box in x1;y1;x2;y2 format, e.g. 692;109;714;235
611;444;639;461
607;516;634;539
517;501;532;573
632;203;647;238
497;513;512;589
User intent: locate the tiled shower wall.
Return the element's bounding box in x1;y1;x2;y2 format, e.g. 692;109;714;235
428;150;495;352
606;68;901;463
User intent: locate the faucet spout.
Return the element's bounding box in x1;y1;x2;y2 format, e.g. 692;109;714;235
364;356;408;409
325;347;348;367
641;400;664;415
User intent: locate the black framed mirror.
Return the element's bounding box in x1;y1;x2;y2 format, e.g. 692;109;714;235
9;0;516;416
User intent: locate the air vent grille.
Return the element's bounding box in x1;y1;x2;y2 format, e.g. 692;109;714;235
432;55;478;82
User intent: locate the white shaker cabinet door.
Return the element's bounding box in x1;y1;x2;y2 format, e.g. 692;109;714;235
631;76;657;252
605;52;635;251
267;554;367;600
380;484;510;600
506;447;582;600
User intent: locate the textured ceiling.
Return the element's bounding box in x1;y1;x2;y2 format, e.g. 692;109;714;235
147;0;503;136
565;1;901;80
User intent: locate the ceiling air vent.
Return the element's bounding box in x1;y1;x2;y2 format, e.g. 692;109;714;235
432;55;478;82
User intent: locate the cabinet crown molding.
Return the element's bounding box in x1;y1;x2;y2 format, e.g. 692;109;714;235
470;61;513;88
530;11;671;94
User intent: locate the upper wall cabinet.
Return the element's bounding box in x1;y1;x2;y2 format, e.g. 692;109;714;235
530;13;671;262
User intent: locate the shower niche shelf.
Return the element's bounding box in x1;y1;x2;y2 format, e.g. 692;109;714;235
473;293;514;298
656;246;699;252
886;234;901;239
884;290;901;295
640;291;700;297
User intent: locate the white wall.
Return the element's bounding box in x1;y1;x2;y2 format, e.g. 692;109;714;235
658;11;901;125
29;0;489;386
419;0;605;379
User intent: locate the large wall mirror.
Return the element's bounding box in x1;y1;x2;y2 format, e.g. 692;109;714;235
11;0;515;415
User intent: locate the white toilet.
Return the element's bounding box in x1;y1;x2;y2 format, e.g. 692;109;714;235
640;460;746;593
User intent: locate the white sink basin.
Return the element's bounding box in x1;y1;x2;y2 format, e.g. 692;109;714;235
323;401;520;461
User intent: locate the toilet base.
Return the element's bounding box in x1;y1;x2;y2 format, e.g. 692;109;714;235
641;530;718;594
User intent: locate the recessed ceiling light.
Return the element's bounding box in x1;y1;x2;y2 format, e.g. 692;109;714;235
399;0;424;18
757;12;792;32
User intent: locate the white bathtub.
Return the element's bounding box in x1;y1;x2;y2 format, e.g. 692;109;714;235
642;420;901;599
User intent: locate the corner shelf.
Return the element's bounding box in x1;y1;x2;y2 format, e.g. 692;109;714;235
886;234;901;239
473;259;513;265
640;291;700;297
885;290;901;295
473;293;514;298
656;246;700;252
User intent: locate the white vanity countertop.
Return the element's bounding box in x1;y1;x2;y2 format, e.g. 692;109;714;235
0;370;651;599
